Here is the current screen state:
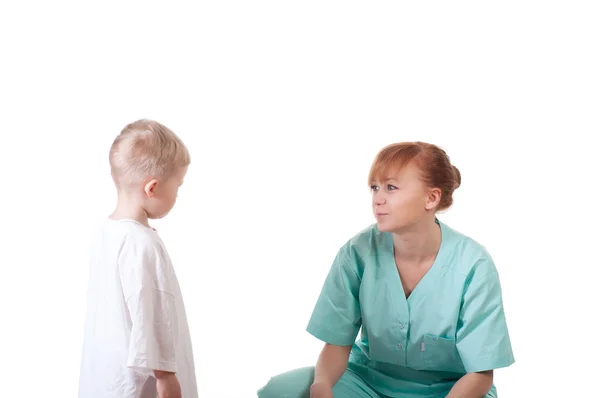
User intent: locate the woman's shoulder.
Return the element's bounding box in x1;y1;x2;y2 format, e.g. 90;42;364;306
338;223;386;259
441;221;498;280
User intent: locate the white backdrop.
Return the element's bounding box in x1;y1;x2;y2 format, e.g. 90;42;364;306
1;1;598;397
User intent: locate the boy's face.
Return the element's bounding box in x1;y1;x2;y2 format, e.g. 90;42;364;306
143;166;188;219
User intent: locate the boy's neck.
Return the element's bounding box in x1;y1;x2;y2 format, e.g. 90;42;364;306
110;195;150;228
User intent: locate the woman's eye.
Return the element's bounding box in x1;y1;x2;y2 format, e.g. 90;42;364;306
387;185;397;191
370;185;379;192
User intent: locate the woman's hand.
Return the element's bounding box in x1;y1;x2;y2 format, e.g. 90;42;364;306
310;381;334;398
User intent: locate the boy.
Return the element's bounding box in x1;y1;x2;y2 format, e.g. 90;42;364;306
78;119;198;398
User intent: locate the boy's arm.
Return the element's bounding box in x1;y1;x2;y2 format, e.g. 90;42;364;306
154;370;174;378
125;287;178;372
154;370;182;398
119;237;179;374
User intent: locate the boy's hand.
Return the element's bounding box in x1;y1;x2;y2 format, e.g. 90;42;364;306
154;371;181;398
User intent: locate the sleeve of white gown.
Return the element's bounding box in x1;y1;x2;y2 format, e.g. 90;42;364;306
118;236;179;373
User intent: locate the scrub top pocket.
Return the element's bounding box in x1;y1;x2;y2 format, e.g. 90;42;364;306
421;334;464;373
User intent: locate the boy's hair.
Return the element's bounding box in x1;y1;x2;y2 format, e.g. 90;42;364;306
109;119;190;188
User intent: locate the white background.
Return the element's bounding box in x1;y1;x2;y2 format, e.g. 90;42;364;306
1;1;599;397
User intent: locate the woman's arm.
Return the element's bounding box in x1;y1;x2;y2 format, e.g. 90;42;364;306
310;344;352;393
305;246;362;397
446;370;493;398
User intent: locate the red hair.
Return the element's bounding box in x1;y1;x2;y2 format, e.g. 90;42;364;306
368;142;461;211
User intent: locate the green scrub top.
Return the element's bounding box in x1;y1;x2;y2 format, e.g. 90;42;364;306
306;219;515;398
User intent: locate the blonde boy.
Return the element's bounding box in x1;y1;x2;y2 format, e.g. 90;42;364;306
78;119;197;398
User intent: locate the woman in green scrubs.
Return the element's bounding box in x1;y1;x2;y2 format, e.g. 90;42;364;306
258;142;515;398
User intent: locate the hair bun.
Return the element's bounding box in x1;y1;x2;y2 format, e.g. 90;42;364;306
452;165;461;189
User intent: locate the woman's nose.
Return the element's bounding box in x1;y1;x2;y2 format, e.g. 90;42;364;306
373;191;386;205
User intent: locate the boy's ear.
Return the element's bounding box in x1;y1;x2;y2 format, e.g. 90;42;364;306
144;179;159;198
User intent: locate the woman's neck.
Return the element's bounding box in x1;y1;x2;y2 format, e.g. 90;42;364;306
392;218;441;265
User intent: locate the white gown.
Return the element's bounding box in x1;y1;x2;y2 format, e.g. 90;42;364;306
78;219;198;398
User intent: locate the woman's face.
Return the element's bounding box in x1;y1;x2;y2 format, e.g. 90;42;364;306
371;162;440;233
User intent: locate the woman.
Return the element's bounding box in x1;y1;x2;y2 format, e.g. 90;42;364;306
257;142;515;398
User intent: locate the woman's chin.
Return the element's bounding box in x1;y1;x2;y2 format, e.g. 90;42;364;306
375;219;393;232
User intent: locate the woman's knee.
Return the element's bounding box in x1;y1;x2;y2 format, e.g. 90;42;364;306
257;366;315;398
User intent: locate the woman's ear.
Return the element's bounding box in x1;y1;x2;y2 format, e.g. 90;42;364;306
425;187;441;210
